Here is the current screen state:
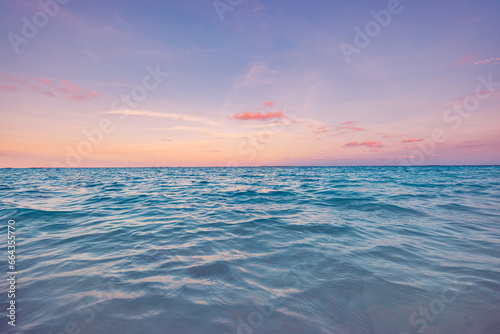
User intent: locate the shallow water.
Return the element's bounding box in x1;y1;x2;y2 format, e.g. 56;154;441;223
0;166;499;333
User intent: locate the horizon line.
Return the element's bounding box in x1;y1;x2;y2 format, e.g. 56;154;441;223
2;164;500;170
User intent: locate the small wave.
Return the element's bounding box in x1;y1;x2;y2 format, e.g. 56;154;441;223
187;261;231;279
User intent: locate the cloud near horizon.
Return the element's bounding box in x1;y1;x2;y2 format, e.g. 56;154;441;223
344;141;383;148
383;133;408;138
105;110;220;126
401;138;424;143
232;110;285;121
337;125;365;131
312;125;328;134
333;121;365;134
457;140;481;149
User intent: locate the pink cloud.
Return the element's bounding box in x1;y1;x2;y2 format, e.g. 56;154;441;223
449;53;478;68
447;95;471;106
57;79;83;94
474;57;500;66
382;134;409;138
344;141;383;148
0;73;24;85
54;78;100;100
312;125;328;134
0;84;19;92
401;138;424;143
33;76;53;86
337;125;365;131
161;138;173;142
263;101;275;107
0;73;99;101
232;110;285;121
69;91;100;101
0;73;53;96
333;121;365;133
362;141;383;148
446;89;500;107
28;83;56;97
399;154;419;159
312;122;363;135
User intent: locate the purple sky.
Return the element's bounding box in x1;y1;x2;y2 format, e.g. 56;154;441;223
1;0;499;167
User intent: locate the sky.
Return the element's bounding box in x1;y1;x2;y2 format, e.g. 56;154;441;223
0;0;499;167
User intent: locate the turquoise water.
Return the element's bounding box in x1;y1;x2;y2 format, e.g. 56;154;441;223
1;166;499;333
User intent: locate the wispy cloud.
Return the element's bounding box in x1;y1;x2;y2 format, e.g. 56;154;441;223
382;133;408;138
311;125;328;134
0;84;19;92
449;53;478;69
306;120;366;137
461;16;483;25
335;121;365;132
165;126;253;139
401;138;424;143
344;141;383;148
234;62;278;88
457;140;481;149
105;110;220;126
337;125;365;132
474;57;500;66
0;73;99;101
444;89;500;108
232;110;285;121
328;121;366;136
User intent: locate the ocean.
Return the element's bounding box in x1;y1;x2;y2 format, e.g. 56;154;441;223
0;166;499;333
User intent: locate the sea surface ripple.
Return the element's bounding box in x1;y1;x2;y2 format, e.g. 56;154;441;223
0;166;499;333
